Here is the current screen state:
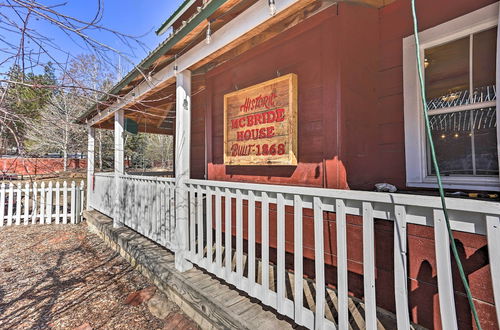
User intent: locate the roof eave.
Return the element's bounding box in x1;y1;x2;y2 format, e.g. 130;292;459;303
156;0;197;36
77;0;228;125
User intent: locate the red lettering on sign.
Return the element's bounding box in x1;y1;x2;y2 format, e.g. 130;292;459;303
231;119;239;129
230;143;255;157
267;126;275;137
239;93;277;113
255;113;263;125
276;108;285;122
235;125;276;141
247;114;254;126
259;128;267;139
231;109;285;129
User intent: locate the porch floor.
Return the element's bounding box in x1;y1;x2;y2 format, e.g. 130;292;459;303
84;210;295;330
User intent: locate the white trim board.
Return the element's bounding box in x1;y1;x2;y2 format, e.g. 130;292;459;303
403;2;500;191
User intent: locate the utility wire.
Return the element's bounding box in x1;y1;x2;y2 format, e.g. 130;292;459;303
410;1;482;329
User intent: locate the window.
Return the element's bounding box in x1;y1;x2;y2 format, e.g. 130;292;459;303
403;3;500;191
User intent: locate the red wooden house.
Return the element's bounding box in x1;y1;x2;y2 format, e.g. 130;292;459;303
79;0;500;328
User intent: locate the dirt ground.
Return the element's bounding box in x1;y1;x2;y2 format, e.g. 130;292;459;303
0;223;199;330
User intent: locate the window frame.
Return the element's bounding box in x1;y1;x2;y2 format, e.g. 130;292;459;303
403;2;500;191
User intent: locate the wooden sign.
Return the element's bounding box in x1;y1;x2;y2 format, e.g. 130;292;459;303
224;74;298;166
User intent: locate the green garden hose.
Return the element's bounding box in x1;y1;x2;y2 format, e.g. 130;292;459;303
410;1;482;329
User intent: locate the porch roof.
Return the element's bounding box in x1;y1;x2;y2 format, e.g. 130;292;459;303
76;0;258;130
78;0;396;133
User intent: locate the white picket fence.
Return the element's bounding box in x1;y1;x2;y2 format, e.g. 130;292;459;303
0;181;85;226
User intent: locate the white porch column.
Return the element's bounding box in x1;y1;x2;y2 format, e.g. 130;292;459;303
114;109;125;228
174;70;193;272
86;126;95;210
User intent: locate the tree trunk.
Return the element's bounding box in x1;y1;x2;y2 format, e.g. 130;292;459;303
63;150;68;172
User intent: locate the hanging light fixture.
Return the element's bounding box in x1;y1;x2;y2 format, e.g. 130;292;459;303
206;20;212;45
268;0;277;16
173;55;178;76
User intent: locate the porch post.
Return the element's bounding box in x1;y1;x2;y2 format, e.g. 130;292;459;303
86;126;95;210
114;109;125;228
174;70;193;272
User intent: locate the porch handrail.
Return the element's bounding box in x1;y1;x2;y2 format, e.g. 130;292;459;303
93;172;115;178
187;179;500;235
120;174;175;183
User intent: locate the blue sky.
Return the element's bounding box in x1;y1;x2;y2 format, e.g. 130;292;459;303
2;0;185;78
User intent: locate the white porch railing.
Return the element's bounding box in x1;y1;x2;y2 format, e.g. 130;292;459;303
89;172;115;218
87;173;500;329
119;175;176;249
184;179;500;330
0;181;84;226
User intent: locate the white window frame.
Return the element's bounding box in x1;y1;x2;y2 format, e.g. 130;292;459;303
403;2;500;191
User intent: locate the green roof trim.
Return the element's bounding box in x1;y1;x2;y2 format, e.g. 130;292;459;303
156;0;197;36
78;0;227;124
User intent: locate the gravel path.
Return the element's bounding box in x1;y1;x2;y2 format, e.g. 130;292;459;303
0;223;198;330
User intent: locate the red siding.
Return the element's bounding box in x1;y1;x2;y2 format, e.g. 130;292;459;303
206;6;344;188
191;88;207;179
194;1;499;329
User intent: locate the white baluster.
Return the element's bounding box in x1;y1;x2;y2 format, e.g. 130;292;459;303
247;190;256;296
394;205;410;329
222;187;230;280
236;189;243;290
216;187;223;278
314;197;325;330
363;202;377;330
206;187;213;269
336;199;348;328
276;193;286;314
294;195;304;325
434;209;458;329
261;191;270;306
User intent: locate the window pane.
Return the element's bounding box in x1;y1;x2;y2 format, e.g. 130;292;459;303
425;37;470;110
473;107;498;175
429;111;473;175
473;27;497;103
